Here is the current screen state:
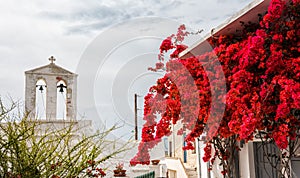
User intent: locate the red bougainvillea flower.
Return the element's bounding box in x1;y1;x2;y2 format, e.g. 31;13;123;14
131;1;300;176
159;37;174;53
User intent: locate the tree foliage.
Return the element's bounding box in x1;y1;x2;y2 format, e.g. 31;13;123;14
0;99;131;178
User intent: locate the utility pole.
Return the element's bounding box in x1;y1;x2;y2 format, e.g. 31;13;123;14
134;93;138;140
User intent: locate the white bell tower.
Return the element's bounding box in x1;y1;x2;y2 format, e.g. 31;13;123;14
25;56;78;120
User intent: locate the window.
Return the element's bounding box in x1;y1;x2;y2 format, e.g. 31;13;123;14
169;141;172;157
164;137;169;156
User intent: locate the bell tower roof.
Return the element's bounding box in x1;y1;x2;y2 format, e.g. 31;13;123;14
25;56;77;76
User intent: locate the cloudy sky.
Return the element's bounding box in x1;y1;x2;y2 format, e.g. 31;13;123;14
0;0;253;138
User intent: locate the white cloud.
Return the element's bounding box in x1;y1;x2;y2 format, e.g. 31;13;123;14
0;0;253;132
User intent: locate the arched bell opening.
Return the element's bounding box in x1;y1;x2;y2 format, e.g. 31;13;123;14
56;80;67;120
35;79;47;119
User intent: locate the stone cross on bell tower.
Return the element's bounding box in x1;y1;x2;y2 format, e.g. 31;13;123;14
25;56;78;120
49;56;56;63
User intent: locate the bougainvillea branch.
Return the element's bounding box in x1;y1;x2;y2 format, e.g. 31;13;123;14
131;0;300;176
